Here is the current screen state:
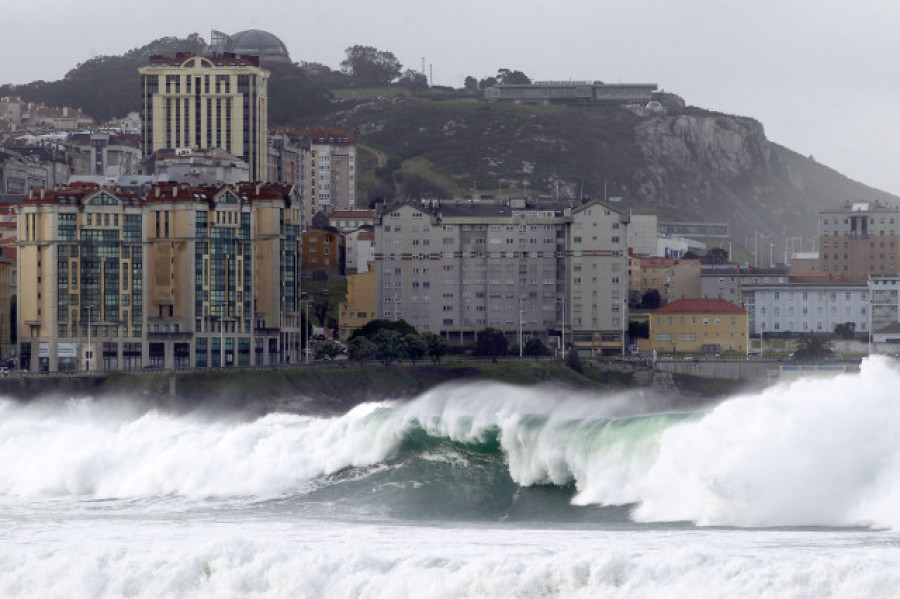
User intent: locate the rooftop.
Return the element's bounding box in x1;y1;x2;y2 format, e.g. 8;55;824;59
653;298;746;315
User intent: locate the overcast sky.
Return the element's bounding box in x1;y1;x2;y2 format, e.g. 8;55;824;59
5;0;900;196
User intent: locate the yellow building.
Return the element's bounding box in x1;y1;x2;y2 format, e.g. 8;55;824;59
16;182;302;373
649;298;747;354
139;53;268;181
339;268;376;341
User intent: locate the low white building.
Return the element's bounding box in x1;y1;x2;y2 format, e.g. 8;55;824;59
742;282;869;335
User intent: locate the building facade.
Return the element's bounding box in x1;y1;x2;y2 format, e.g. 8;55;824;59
700;265;789;306
374;197;629;354
139;53;269;182
339;269;376;341
299;128;356;220
16;182;302;373
649;298;747;354
626;213;658;257
818;201;900;280
301;230;345;278
629;256;701;305
741;282;869;336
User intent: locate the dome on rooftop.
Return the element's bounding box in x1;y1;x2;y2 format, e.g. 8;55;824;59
218;29;291;64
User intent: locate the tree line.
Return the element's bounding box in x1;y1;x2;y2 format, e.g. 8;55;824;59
319;320;555;366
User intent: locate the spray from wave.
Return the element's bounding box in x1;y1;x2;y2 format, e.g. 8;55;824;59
2;356;900;528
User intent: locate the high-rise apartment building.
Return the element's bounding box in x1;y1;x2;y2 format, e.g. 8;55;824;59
818;200;900;280
139;53;269;181
16;182;302;373
300;128;356;219
374;197;629;355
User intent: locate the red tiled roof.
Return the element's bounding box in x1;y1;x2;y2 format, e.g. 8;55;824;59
652;298;746;314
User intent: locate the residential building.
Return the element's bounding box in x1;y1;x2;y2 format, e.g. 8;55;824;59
139;53;269;182
68;133;142;179
629;255;701;305
374;197;629;354
626;213;658;256
700;265;789;306
345;229;374;274
299;127;356;220
16;182;302;373
302;230;345;278
267;131;304;186
818;200;900;280
741;282;869;336
339;269;376;341
649;298;747;353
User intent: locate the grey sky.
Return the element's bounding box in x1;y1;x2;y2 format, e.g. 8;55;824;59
5;0;900;197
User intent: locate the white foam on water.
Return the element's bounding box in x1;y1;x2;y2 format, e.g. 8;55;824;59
0;520;897;599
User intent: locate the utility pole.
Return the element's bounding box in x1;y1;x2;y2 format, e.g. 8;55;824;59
519;298;525;357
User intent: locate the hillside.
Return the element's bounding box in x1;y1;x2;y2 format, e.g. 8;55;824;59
3;34;897;254
327;95;899;252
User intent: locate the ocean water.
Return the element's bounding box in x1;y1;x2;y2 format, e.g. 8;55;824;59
3;356;900;598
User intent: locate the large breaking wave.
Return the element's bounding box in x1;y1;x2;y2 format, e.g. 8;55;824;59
3;355;900;528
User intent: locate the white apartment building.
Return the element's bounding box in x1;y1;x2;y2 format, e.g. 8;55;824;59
742;282;869;336
374;197;629;354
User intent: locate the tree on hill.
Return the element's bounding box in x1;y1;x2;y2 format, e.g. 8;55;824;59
266;62;334;126
340;45;402;86
464;76;478;90
398;69;428;95
395;172;450;201
477;76;497;89
5;34;209;123
496;68;531;85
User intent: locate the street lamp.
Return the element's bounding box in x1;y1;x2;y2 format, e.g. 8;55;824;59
621;298;628;357
85;305;92;373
